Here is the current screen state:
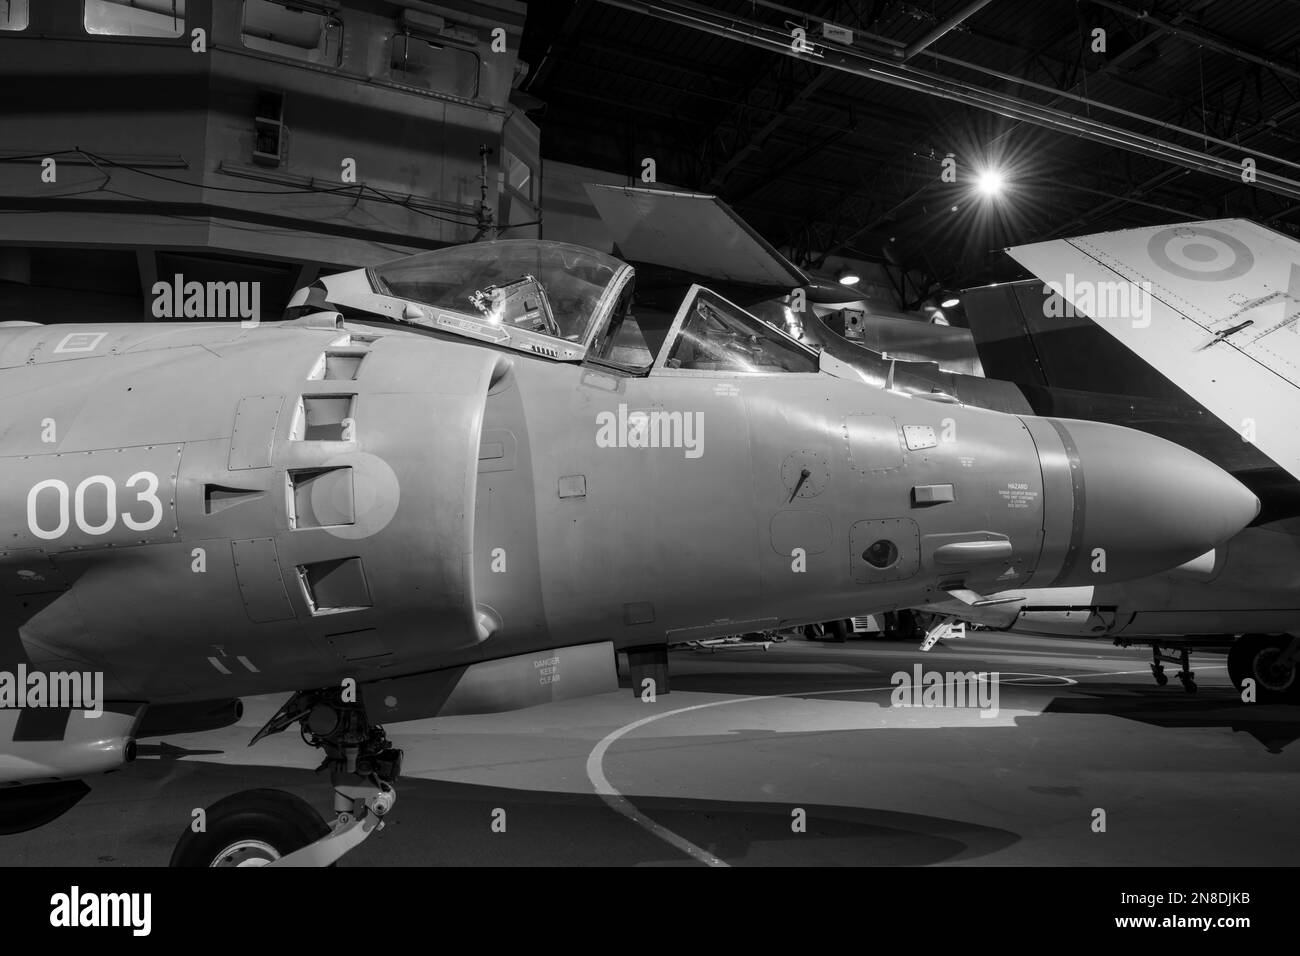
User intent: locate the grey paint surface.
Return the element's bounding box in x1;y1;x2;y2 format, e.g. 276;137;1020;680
0;241;1261;781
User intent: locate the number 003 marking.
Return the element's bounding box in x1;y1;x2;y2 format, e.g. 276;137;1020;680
27;471;164;540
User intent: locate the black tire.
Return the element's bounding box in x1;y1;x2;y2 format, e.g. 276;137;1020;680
170;789;330;867
1226;635;1253;689
828;620;849;643
886;610;924;642
803;623;825;641
1228;634;1300;704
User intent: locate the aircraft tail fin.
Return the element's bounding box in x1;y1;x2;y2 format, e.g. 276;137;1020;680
961;277;1192;403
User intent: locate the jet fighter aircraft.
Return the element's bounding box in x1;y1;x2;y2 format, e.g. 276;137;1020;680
582;186;1300;700
0;237;1257;865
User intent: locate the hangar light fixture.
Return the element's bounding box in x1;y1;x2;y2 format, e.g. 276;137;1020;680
837;269;861;286
976;168;1005;197
940;296;960;308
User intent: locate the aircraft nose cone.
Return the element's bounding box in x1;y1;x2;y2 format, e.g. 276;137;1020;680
1052;418;1258;583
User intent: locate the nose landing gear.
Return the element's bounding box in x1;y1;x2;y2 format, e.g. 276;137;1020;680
1148;645;1196;693
169;687;402;867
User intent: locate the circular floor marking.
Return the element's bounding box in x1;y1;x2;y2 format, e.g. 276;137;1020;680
588;683;902;867
586;660;1221;864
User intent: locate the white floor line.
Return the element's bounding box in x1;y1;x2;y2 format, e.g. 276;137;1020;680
1057;665;1226;680
588;688;900;866
585;664;1188;865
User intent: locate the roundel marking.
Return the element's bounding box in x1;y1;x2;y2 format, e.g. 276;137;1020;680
1146;226;1254;282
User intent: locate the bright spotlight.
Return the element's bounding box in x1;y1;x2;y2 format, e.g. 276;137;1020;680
940;296;960;308
976;168;1005;197
838;269;860;286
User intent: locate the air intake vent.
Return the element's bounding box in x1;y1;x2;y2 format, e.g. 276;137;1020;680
329;333;379;348
298;557;371;614
289;394;356;441
205;484;264;516
308;350;366;381
288;468;354;529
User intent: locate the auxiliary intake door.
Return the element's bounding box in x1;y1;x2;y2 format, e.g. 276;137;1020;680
850;518;921;584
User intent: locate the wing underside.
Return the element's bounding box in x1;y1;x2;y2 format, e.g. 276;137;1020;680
1008;219;1300;481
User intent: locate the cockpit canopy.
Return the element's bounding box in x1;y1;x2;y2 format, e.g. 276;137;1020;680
295;238;822;377
370;240;625;346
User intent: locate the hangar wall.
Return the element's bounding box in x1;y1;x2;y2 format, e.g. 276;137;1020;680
0;0;538;322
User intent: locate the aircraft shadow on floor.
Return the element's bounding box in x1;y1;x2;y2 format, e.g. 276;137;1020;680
661;650;1300;753
49;758;1018;866
646;647;903;698
1038;684;1300;752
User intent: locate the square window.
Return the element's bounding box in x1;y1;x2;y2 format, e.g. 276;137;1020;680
390;34;479;98
242;0;342;66
503;149;533;202
1;0;29;31
85;0;185;38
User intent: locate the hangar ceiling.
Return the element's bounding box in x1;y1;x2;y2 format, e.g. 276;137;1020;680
519;0;1300;297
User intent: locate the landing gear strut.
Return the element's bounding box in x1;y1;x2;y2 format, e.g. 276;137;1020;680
170;686;402;867
1149;645;1196;693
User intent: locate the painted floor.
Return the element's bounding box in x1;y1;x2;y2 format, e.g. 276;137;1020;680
3;631;1297;866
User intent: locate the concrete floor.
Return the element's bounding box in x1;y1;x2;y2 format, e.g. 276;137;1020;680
4;631;1298;866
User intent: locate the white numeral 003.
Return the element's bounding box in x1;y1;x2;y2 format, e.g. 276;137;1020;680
27;472;164;540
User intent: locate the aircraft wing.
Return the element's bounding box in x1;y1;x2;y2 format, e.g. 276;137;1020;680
583;183;809;288
1008;219;1300;481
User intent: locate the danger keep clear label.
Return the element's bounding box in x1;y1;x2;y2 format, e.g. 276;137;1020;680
998;481;1039;510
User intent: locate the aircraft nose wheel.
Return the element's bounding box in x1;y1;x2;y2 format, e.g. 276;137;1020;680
170;687;403;867
1150;646;1195;692
170;789;330;867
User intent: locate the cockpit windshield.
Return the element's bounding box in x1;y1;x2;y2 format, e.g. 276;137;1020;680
661;287;819;374
370;240;627;345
